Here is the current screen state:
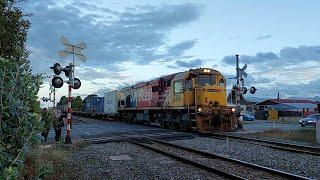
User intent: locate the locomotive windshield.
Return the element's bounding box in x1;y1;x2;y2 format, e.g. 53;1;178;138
197;74;216;85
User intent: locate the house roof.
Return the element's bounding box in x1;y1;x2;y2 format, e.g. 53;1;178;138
272;99;318;104
270;104;297;110
257;99;318;105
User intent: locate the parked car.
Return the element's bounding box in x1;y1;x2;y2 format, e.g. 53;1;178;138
242;114;255;121
299;114;320;127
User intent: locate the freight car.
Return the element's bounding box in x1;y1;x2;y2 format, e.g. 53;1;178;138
78;94;105;118
82;94;104;113
104;68;238;132
62;94;105;117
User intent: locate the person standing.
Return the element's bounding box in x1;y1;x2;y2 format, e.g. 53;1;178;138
41;108;53;143
53;109;64;143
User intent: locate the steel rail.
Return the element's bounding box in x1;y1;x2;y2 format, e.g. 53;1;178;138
126;138;245;180
73;116;319;156
147;137;310;180
79;134;311;180
208;133;320;156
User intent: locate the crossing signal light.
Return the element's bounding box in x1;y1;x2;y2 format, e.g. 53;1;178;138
250;86;257;94
52;76;64;88
64;65;72;77
242;87;248;94
73;78;81;89
50;63;62;75
50;63;72;78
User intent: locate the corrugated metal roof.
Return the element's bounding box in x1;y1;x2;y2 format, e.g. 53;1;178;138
273;99;318;104
270;104;296;110
257;99;319;106
283;103;318;109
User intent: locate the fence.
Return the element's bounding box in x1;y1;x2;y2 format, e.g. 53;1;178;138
255;110;303;122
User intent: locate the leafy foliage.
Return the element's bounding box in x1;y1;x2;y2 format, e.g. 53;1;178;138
57;96;67;106
0;0;31;59
0;0;43;178
0;58;43;179
72;96;83;111
58;95;83;111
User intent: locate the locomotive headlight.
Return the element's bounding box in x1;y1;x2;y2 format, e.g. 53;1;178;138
231;107;236;113
198;107;203;112
203;69;211;73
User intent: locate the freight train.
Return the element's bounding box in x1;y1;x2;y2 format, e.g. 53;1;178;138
71;68;239;132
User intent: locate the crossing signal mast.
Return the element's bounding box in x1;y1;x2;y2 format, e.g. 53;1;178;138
41;77;57;108
235;55;257;119
50;36;86;144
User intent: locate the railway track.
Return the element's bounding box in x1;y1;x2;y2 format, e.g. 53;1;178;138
207;133;320;156
73;116;320;157
82;134;310;180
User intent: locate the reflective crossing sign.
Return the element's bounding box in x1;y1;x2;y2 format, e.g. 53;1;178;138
268;109;278;121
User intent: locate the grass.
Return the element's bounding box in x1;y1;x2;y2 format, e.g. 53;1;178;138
248;128;317;144
20;142;88;179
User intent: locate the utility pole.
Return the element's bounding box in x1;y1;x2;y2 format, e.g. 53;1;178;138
53;86;56;108
236;54;241;118
49;83;56;108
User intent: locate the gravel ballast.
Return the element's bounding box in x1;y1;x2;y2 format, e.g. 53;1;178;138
62;142;224;179
171;137;320;179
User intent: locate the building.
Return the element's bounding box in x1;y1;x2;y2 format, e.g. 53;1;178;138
255;99;319;121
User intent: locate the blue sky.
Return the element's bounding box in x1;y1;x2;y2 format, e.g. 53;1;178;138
21;0;320;105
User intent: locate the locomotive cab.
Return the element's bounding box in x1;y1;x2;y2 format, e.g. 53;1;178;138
193;69;227;107
183;68;237;132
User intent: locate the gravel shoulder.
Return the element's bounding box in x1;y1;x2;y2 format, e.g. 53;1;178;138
62;142;224;179
170;137;320;179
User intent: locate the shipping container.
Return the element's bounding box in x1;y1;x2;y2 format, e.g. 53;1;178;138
83;94;104;113
104;90;118;114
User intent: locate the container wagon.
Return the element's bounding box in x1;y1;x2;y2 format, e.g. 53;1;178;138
82;94;104;117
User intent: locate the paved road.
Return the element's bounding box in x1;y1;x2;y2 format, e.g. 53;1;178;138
43;117;315;143
45;117;175;143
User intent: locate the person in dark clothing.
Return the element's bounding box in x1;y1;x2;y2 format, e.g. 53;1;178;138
53;109;64;143
41;108;53;143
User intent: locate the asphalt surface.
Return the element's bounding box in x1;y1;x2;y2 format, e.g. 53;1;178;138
43;117;315;143
45;116;174;143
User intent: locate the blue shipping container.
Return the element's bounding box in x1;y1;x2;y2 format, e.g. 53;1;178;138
83;94;104;113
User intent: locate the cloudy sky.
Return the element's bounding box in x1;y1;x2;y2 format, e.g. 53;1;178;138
21;0;320;106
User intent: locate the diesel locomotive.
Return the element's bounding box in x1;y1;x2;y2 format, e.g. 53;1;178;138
104;68;238;132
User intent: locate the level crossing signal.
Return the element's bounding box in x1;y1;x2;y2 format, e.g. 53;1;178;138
250;86;257;94
242;87;248;94
51;76;64;88
73;78;81;89
236;62;257;95
50;63;81;89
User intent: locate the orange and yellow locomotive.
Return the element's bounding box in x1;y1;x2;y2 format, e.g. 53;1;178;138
105;68;238;132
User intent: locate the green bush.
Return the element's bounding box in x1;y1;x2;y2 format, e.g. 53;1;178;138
1;0;44;178
0;58;43;179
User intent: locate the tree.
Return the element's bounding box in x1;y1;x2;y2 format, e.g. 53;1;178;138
72;96;83;111
0;0;31;59
0;0;42;178
57;96;67;106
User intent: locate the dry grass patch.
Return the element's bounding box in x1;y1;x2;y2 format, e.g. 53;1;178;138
20;142;88;179
248;128;317;144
